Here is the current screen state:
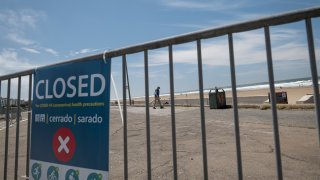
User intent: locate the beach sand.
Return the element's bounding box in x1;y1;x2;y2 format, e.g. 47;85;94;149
226;86;314;104
133;86;315;105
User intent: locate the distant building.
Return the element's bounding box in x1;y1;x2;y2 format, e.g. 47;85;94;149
1;97;6;107
0;97;26;107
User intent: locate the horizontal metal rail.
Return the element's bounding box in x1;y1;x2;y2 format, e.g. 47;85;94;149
0;7;319;81
0;70;33;81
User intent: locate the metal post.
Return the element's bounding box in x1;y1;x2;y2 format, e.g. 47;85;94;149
264;26;283;180
305;18;320;146
14;76;21;180
4;79;11;180
125;59;132;105
228;33;243;180
26;74;32;177
122;55;128;180
0;80;1;178
169;45;178;180
196;39;208;180
144;50;152;180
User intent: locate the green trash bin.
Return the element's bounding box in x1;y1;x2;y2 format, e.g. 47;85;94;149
209;88;226;109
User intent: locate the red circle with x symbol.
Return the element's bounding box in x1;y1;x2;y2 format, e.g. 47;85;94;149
52;128;76;162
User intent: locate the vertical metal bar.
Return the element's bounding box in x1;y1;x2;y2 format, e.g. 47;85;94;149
0;80;1;178
4;79;11;180
264;26;283;180
305;18;320;146
125;59;132;105
196;39;208;180
26;74;32;177
228;33;243;180
122;55;128;180
144;50;152;180
169;45;178;180
14;76;21;180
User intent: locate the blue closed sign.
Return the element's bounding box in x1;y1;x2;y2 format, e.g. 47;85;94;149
30;58;111;179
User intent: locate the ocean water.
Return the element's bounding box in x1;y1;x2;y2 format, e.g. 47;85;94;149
229;79;315;91
119;77;319;100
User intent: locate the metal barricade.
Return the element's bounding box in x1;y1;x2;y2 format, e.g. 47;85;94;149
0;7;319;180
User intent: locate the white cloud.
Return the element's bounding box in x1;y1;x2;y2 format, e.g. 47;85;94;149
163;0;212;9
168;12;269;31
0;9;45;46
0;49;36;75
237;13;271;22
45;48;58;56
145;28;319;67
22;47;40;54
67;48;100;57
20;46;59;56
160;0;248;11
78;49;92;54
170;23;207;29
272;42;308;60
0;9;46;30
7;33;35;45
20;9;46;29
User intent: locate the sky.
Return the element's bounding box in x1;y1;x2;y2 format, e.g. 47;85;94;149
0;0;319;99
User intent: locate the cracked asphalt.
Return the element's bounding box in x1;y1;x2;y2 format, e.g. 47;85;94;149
109;106;319;180
0;107;319;179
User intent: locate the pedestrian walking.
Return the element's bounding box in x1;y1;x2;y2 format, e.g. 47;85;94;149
153;86;163;109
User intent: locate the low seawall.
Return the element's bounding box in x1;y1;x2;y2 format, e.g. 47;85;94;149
111;95;269;107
